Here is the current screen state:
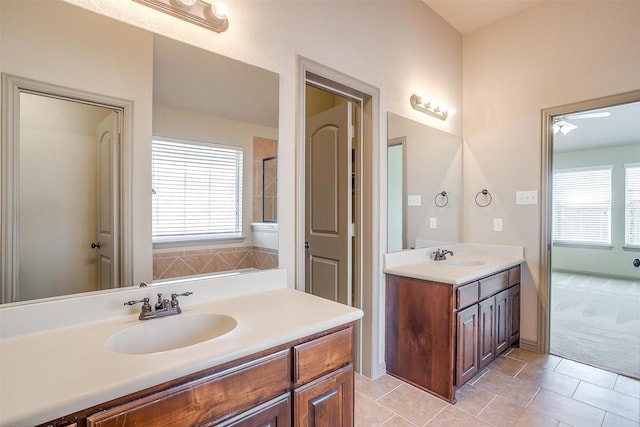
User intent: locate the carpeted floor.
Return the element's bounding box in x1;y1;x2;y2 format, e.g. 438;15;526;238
550;271;640;379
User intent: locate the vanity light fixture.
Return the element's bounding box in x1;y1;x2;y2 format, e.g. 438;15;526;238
410;94;456;121
133;0;229;33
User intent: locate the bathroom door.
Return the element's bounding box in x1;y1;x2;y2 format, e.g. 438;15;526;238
96;111;120;290
305;102;352;305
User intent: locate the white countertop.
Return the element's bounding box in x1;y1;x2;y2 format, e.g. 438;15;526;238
0;271;363;426
384;243;524;285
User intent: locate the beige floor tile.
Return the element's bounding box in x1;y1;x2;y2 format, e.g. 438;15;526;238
528;388;605;427
573;381;640;422
425;406;493;427
473;370;540;407
376;384;448;426
554;358;618;389
487;355;527;377
513;408;560;427
477;396;525;427
356;373;403;400
602;412;640;427
381;415;418;427
516;364;580;397
454;383;496;416
355;391;395;427
506;348;562;371
615;375;640;399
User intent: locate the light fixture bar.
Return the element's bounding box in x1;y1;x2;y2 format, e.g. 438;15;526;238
133;0;229;33
410;94;455;121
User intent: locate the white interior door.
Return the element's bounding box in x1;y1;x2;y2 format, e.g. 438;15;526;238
305;102;352;305
96;112;119;290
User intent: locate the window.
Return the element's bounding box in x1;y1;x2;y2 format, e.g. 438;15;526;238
553;166;612;245
626;163;640;247
152;137;243;243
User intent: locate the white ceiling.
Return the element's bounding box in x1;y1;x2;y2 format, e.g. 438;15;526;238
553;102;640;153
422;0;545;34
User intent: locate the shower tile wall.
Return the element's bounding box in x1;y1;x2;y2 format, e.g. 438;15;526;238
253;137;278;222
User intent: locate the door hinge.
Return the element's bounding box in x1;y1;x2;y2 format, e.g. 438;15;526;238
349;223;355;237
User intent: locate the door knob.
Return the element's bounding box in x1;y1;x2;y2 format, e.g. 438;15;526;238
91;242;101;249
634;258;640;268
305;241;310;249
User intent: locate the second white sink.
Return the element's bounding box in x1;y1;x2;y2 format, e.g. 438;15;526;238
107;313;237;355
443;258;485;267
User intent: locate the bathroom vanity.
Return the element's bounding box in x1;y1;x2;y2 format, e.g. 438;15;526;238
384;244;524;403
0;270;363;427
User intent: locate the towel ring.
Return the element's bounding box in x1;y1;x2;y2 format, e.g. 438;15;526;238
475;189;492;207
434;191;448;208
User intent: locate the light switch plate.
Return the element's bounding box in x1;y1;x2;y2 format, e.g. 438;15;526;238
429;217;437;229
407;195;422;206
494;218;503;232
516;190;538;205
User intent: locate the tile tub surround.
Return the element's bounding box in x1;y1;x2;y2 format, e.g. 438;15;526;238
384;243;524;285
153;246;278;280
0;269;363;426
355;348;640;426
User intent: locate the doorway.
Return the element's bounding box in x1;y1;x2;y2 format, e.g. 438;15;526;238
297;59;380;377
541;90;640;379
1;74;133;304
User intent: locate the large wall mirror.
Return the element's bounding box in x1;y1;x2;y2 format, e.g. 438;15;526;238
387;112;462;252
0;1;279;305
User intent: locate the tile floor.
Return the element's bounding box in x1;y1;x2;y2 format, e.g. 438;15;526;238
355;348;640;427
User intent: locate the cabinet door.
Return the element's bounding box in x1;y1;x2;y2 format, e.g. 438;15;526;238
508;284;521;346
495;289;509;355
478;298;495;369
220;394;291;427
456;305;479;385
294;364;353;427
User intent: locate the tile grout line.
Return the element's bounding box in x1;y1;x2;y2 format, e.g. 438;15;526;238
373;382;404;403
420;405;448;427
476;394;498;417
524;386;542;408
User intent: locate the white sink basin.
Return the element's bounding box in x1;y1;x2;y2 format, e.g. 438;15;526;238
107;313;237;355
443;258;486;267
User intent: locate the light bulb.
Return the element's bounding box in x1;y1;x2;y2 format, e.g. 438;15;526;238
447;108;457;116
211;1;228;19
178;0;197;6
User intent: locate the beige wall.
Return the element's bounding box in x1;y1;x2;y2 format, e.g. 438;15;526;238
463;1;640;345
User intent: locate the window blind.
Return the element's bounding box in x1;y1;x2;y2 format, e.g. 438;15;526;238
552;166;612;245
152;137;243;241
625;164;640;247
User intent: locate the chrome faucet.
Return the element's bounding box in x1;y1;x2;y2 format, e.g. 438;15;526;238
124;292;193;320
432;249;454;261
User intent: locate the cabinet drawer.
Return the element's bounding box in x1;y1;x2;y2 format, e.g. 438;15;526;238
294;327;353;386
86;349;291;427
457;282;479;309
479;271;509;300
509;266;521;285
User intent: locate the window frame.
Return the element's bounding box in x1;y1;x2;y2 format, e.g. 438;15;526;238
552;165;613;247
151;136;244;245
625;163;640;248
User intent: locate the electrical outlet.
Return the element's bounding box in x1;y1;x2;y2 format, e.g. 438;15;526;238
516;190;538;205
407;195;422;206
430;217;437;229
494;218;503;232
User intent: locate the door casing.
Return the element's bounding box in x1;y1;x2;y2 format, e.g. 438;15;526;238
0;74;134;303
296;57;381;378
539;89;640;353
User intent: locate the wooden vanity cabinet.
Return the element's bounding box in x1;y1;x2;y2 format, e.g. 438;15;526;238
386;265;521;403
41;324;355;427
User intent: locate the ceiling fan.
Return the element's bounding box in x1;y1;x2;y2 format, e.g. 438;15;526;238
553;111;611;135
